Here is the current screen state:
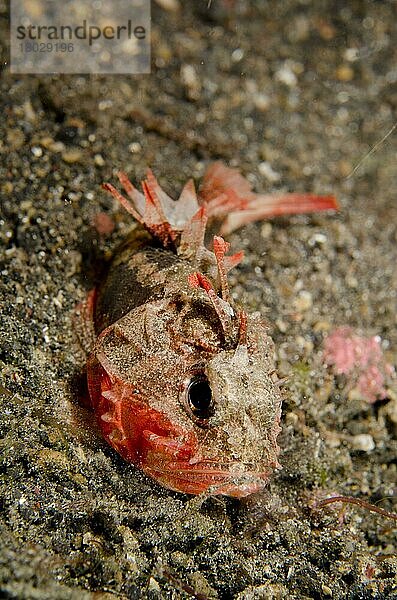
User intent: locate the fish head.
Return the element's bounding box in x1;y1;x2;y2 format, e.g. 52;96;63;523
91;298;282;498
174;314;282;497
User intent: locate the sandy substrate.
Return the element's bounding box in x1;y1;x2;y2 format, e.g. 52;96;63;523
1;1;396;598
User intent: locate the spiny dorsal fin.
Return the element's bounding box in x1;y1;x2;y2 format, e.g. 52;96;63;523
103;161;337;273
104;161;338;244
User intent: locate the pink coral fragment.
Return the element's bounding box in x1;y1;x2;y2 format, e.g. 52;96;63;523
323;327;395;403
323;326;359;375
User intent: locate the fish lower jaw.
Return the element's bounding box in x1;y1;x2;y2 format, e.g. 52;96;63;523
142;459;272;498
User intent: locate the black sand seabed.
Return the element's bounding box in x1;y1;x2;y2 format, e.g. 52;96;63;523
0;2;396;598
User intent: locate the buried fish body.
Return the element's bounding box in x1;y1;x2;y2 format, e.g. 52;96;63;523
77;162;338;497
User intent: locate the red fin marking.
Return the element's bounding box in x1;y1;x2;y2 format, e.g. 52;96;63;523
213;236;231;301
212;235;244;299
220;193;339;235
140;179;178;247
141;177;168;223
188;271;210;292
249;193;339;215
145;168;176;221
102;183;143;224
223;250;244;272
118;171;146;214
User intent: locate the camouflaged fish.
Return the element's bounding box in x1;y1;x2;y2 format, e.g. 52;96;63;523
76;162;338;497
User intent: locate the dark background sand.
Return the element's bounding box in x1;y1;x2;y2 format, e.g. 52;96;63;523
1;1;396;598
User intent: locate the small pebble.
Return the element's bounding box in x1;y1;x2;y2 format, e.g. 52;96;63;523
260;222;272;239
231;48;244;62
7;130;25;149
338;159;353;177
336;65;354;81
289;16;310;42
322;584;333;597
253;93;270;111
325;431;341;448
344;48;358;62
294;291;313;312
346;275;358;288
62;149;83;164
308;233;327;246
23;99;36;121
2;182;14;194
275;65;297;87
156;42;172;65
94;154;105;167
317;21;335;41
40;137;65;153
313;320;331;333
31;146;43;158
129;142;142;153
148;577;161;591
350;434;375;452
181;64;201;100
258;161;281;182
276;318;288;333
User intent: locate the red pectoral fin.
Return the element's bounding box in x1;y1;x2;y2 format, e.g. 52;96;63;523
142;430;196;460
220;193;339;235
199;161;338;235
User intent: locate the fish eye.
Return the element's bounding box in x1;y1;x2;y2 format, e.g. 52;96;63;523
184;375;214;425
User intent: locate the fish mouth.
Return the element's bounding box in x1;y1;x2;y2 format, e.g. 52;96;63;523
143;459;271;498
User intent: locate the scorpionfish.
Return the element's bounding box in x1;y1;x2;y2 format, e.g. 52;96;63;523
77;162;337;498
